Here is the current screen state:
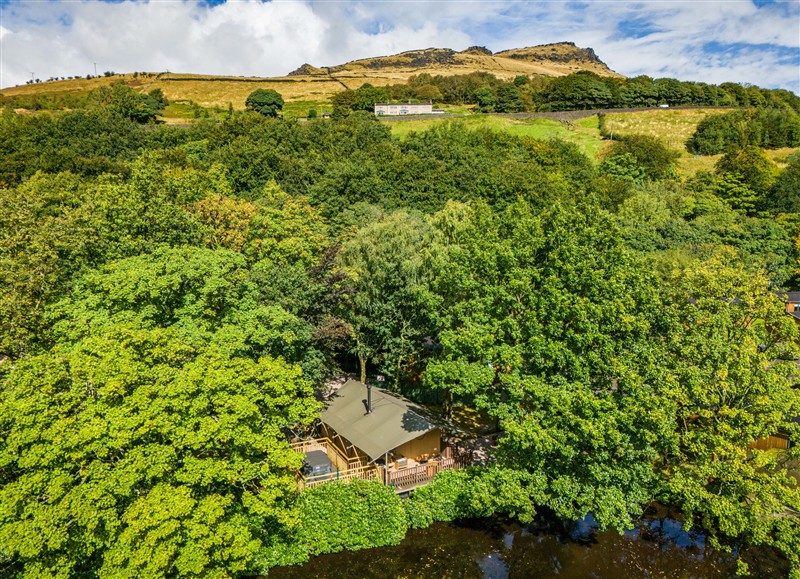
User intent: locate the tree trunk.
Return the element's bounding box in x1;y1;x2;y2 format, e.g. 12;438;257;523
359;353;367;384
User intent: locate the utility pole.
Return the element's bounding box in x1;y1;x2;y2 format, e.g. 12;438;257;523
93;62;97;76
30;72;34;83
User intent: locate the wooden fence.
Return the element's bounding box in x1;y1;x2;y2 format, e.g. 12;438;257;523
749;435;790;451
387;454;470;493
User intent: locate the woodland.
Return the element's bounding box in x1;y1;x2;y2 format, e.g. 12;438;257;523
0;78;799;577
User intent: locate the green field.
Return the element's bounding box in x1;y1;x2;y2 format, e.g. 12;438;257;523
386;114;609;160
386;109;800;173
157;103;800;172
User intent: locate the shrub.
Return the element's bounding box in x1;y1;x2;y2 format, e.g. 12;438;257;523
267;479;408;568
404;467;544;529
604;134;680;181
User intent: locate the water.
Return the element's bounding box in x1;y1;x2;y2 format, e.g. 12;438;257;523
270;510;789;578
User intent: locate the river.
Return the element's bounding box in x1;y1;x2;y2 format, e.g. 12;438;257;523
270;510;789;578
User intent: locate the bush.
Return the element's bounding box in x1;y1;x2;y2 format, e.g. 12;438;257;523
404;467;544;529
267;479;408;567
604;134;680;181
715;145;778;196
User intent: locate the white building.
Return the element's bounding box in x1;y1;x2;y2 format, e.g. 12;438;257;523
374;102;433;116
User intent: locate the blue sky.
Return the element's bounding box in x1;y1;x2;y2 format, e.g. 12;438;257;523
1;0;798;92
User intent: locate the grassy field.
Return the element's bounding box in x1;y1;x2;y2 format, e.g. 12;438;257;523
601;108;729;150
2;72;342;111
677;145;800;177
2;43;619;110
281;99;332;120
6;72;797;172
386;114;609;160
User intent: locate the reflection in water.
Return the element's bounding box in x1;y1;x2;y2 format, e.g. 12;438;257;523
270;510;789;578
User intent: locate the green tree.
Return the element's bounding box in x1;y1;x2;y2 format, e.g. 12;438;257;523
338;211;436;386
715;145;778;197
713;172;760;215
540;71;613;111
605;134;680;181
245;89;284;118
95;83;165;123
495;84;524;113
48;245;326;378
619;76;658;108
425;200;660;528
404;466;545;529
653;258;800;573
0;326;318;577
763;154;800;213
687;109;800;155
598;152;647;183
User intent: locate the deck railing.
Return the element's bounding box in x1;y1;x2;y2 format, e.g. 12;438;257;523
298;463;381;489
387;454;470;492
292;437;471;492
290;437;368;472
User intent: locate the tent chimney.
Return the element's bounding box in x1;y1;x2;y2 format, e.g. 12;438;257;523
366;382;372;414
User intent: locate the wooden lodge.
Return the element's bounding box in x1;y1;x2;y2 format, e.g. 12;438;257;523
291;380;470;493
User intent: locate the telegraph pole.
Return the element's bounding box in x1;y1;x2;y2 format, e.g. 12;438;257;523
93;62;97;76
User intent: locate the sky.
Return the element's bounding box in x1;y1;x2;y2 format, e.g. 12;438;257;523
0;0;798;92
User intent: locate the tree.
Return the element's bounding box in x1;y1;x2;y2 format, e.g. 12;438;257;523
652;258;800;573
763;154;800;213
424;200;660;528
605;134;680;181
245;89;284;118
0;327;319;577
96;83;165;123
337;211;436;386
495;84;524;113
540;71;613;111
474;87;496;113
48;245;326;376
687;109;800;155
619;76;658;108
711;171;762;215
715;145;778;197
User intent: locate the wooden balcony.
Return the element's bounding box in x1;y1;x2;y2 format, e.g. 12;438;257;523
386;452;470;493
291;438;470;493
298;463;381;489
291;437;377;489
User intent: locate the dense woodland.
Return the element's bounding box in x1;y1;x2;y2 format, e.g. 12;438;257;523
1;86;800;577
330;70;800;115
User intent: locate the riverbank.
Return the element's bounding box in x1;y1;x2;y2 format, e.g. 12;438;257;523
270;509;790;578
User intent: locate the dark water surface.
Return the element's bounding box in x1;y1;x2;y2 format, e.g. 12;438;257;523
271;512;789;578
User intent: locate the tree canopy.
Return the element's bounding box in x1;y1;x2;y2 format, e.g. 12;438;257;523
1;96;800;577
245;89;284;118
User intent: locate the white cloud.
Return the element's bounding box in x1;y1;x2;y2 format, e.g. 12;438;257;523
0;0;797;92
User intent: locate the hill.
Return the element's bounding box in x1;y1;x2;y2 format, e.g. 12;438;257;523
0;42;619;111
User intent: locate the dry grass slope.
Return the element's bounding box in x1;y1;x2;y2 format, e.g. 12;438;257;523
0;42;620;110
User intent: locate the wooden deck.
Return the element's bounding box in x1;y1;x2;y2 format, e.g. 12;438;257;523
386;452;470;492
290;438;470;493
291;437;376;489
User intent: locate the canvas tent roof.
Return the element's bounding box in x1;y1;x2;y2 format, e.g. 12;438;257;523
319;380;439;461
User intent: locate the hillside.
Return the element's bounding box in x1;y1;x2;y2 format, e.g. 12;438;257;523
0;42;619;110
